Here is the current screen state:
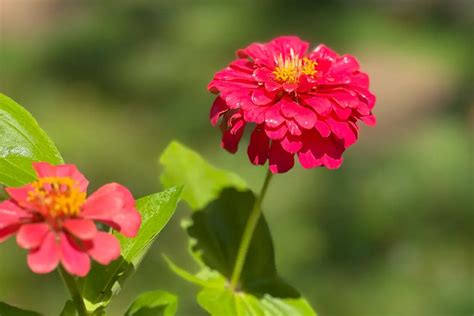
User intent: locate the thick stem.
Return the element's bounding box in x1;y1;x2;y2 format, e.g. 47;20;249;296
230;169;273;290
58;266;89;316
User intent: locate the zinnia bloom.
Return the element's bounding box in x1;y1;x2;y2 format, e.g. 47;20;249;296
208;36;376;173
0;162;141;277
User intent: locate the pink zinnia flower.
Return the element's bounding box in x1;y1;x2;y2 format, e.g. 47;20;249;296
208;36;376;173
0;162;141;277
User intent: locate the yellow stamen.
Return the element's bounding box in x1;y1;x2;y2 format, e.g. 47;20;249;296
272;53;318;84
27;177;86;217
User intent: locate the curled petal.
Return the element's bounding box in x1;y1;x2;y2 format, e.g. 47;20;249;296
27;231;60;274
221;120;245;153
82;183;141;238
361;114;377;126
17;223;50;249
210;97;228;126
251;89;273;106
264;104;284;128
326;118;358;148
280;99;316;129
88;232;120;265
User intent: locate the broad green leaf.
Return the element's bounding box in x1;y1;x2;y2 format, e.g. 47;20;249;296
125;290;178;316
0;302;42;316
159;141;246;209
166;189;317;316
0;93;63;186
79;187;182;311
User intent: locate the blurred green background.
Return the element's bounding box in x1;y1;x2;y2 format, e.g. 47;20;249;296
0;0;472;315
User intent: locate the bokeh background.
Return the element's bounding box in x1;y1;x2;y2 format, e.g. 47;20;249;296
0;0;472;315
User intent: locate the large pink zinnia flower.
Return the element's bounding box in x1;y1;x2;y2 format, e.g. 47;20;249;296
208;36;376;173
0;162;141;277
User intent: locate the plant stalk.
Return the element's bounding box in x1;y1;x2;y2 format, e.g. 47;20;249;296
230;169;273;290
58;266;89;316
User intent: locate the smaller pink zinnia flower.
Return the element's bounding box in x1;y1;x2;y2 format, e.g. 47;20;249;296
0;162;141;277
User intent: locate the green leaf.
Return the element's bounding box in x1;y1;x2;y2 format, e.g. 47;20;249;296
167;189;317;316
159;141;246;210
0;302;42;316
79;187;182;311
125;290;178;316
59;301;78;316
0;93;63;186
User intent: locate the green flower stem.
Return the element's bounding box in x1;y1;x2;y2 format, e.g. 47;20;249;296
58;266;89;316
230;169;273;290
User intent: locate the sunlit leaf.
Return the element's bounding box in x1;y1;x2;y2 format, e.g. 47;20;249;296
0;93;63;186
79;187;182;311
125;290;178;316
159;141;246;209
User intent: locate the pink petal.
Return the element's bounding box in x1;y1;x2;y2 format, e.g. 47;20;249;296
247;126;270;165
221;124;245;154
32;162;89;192
361;114;376;126
331;54;360;73
281;136;303;154
286;120;302;136
264;103;284;128
297;131;345;169
315;121;331;137
303;97;332;116
270;36;309;60
251;89;273;106
269;141;295;174
63;219;97;240
326;118;358;148
5;185;32;206
17;223;50;249
280;100;316;129
27;231;60;274
88;232;120;265
210;97;228;126
0;200;30;228
82;183;141;238
310;44;338;61
264;124;288;140
0;224;21;243
59;233;90;277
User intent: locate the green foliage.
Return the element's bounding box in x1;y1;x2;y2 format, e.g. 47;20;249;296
160;142;317;315
125;290;178;316
78;187;182;313
160;141;246;209
59;301;78;316
0;93;63;186
0;302;42;316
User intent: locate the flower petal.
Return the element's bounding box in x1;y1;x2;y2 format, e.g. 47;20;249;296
33;162;89;192
17;223;50;249
63;219;97;240
27;231;60;274
269;141;295;173
82;183;141;238
60;233;90;277
247;126;270;165
210;97;227;126
88;232;120;265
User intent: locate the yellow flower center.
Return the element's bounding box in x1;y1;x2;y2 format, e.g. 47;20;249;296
272;54;318;84
27;177;86;217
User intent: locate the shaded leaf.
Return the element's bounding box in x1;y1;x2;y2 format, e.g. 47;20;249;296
0;302;42;316
125;290;178;316
59;301;77;316
166;188;317;316
79;187;182;310
0;93;63;186
159;141;246;209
